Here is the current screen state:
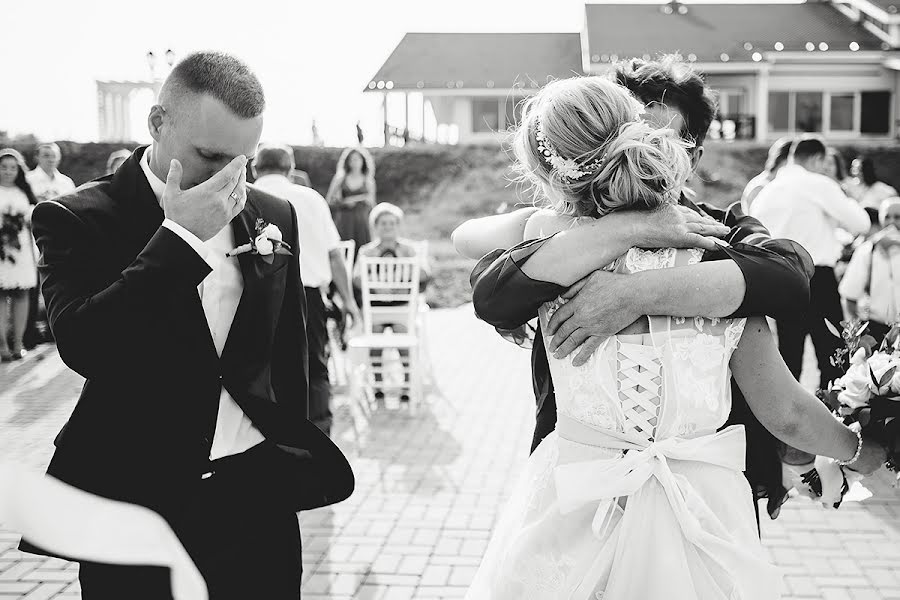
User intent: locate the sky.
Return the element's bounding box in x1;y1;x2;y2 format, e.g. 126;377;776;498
2;0;803;147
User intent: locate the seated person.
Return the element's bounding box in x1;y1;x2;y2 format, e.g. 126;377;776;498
354;202;432;294
839;197;900;343
353;202;430;403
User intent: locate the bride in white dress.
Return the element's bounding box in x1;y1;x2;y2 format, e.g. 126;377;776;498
466;77;883;599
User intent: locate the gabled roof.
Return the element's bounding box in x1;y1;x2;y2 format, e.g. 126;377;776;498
859;0;900;16
584;2;884;66
364;32;583;91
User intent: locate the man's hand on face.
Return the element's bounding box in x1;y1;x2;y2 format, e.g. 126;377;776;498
546;270;642;367
632;203;730;251
162;156;248;242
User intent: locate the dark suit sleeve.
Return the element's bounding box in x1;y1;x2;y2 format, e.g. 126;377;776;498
470;236;567;330
33;200;211;380
697;201;814;318
271;201;310;423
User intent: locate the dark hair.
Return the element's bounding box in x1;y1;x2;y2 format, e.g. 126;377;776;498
857;156;879;186
254;145;294;174
766;137;793;173
828;148;848;181
611;54;717;147
789;136;828;163
0;151;38;205
342;149;369;175
163;51;265;118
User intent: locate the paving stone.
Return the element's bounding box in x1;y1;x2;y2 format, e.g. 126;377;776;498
0;313;899;600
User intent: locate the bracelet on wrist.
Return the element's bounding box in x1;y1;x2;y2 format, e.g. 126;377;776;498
838;424;864;468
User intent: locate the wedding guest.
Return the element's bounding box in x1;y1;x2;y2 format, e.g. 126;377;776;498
24;142;74;348
354;202;431;291
106;149;132;175
326;147;376;254
741;137;791;213
0;149;38;362
751;135;870;389
846;155;898;210
839;197;900;343
252;145;360;437
354;202;430;402
26;143;75;202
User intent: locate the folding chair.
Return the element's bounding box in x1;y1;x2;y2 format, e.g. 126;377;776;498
347;256;423;412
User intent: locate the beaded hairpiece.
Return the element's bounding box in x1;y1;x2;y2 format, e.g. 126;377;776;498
534;117;606;182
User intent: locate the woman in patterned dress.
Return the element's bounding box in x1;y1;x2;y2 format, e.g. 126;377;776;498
0;149;38;361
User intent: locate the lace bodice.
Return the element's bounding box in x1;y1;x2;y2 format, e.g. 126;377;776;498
539;247;746;441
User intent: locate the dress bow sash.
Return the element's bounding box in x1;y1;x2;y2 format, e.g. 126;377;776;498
553;414;779;599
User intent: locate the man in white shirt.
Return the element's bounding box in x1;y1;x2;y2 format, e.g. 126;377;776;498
751;135;870;388
25;143;76;203
253;145;360;437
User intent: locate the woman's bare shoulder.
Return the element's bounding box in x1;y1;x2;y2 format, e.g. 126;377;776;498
523;208;591;241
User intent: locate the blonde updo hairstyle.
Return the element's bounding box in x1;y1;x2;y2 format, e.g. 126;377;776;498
513;76;694;218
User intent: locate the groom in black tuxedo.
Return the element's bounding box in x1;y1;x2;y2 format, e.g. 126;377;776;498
20;52;353;599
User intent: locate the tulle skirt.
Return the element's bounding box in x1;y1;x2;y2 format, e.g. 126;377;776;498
465;431;782;600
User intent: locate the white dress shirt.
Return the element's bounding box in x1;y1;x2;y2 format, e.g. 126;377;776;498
140;150;265;460
839;240;900;324
750;164;870;267
26;168;75;203
254;173;339;288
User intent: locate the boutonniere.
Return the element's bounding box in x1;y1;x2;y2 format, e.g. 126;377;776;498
226;218;292;263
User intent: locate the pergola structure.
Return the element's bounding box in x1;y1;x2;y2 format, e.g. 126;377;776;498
95;80;161;142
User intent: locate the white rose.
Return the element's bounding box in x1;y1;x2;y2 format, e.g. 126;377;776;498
255;234;274;256
262;223;282;242
837;362;873;409
866;352;898;395
891;369;900;395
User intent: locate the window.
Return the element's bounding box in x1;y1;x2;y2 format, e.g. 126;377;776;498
768;92;790;131
830;94;855;132
472;98;500;133
795;92;823;132
720;91;745;117
766;90;890;136
861;91;891;135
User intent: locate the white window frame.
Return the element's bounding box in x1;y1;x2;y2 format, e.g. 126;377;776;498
767;90;887;138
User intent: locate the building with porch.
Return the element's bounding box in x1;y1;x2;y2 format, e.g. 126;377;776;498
365;1;900;144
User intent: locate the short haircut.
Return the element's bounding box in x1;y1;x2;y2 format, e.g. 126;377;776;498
789;135;828;163
879;197;900;224
37;142;61;158
369;202;404;229
611;54;717;146
254;145;294;174
161;51;265;119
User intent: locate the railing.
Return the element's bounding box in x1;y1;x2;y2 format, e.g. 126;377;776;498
707;114;756;141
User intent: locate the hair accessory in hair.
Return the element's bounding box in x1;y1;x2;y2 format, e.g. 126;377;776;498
534;117;606;182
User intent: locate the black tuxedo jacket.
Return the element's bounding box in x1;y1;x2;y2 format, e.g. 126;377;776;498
470;198;815;520
20;147;353;555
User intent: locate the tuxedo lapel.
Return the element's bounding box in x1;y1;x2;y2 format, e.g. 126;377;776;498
221;197;264;364
112;147;218;360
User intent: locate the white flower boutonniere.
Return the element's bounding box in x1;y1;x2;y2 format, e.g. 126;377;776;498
226;218;292;263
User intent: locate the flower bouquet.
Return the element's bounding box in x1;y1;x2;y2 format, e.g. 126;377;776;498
819;319;900;483
0;210;26;264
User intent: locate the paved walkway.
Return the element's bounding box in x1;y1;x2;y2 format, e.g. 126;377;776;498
0;306;898;599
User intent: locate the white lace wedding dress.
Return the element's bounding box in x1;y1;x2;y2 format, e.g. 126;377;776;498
466;246;782;600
